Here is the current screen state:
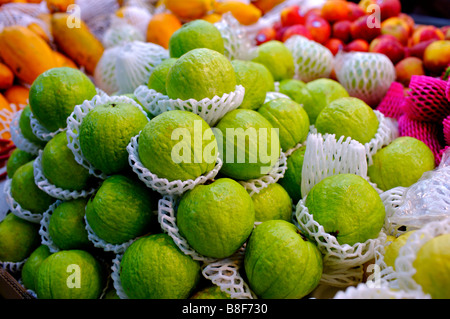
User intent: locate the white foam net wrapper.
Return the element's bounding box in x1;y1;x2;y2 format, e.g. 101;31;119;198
158;196;256;299
239;151;288;197
380;149;450;236
294;199;387;274
3;179;48;224
335;51;396;107
39;200;63;253
66;93;150;180
127;135;223;197
110;253;129;299
112;5;153;39
94;41;169;95
333;282;430;299
365;110;399;166
133;85;170;117
84;215;136;255
284;35;334;82
202;246;257;299
29;113;64;143
75;0;120;42
0;6;52;41
264;91;290;104
114;41;169;95
102;18;146;49
9;110;42;156
1;258;27;275
157;85;245;127
94;46;121;95
158;196;218;264
33;150;99;201
300;132;371;199
214;12;258;61
394;218;450;297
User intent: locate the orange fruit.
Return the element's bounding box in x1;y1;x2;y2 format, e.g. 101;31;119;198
4;85;30;107
0;62;14;91
146;13;182;49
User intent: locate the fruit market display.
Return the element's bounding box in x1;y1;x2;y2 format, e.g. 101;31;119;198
1;0;450;302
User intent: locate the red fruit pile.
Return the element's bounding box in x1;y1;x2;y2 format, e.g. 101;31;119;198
255;0;450;85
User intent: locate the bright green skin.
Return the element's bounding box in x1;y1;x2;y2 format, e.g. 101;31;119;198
278;79;315;116
21;245;52;292
368;137;436;191
305;174;386;246
279;146;306;204
120;234;201;299
191;285;231;299
166;48;236;101
0;213;40;263
231;59;274;110
315;97;379;145
413;234;450;299
251;40;295;82
138;110;217;182
258;98;310;152
6;148;36;179
42;131;94;191
85;175;155;245
215;109;280;181
79;101;149;175
29;67;97;132
147;58;178;95
10;160;55;215
35;250;105;299
252;183;293;223
244;220;323;299
18;105;46;147
169;20;225;58
304;78;349;124
49;198;91;250
177;178;255;259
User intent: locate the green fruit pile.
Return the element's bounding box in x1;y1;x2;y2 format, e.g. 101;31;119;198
1;16;446;302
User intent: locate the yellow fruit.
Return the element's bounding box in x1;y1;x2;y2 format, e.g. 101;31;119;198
214;1;262;25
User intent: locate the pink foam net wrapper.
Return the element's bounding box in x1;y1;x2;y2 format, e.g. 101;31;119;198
375;82;406;120
403;75;450;123
398;114;444;166
446;78;450;102
443;115;450;146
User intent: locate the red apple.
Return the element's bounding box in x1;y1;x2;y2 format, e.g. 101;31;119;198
282;24;313;42
255;27;277;45
381;17;410;45
395;56;425;86
305;16;331;44
273;21;289;41
423;40;450;75
345;38;370;52
441;26;450;40
347;2;365;21
350;14;381;42
369;34;405;64
375;0;402;21
406;39;436;60
280;5;305;27
325;38;345;55
410;25;445;46
304;8;323;22
398;13;415;36
333;20;352;43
